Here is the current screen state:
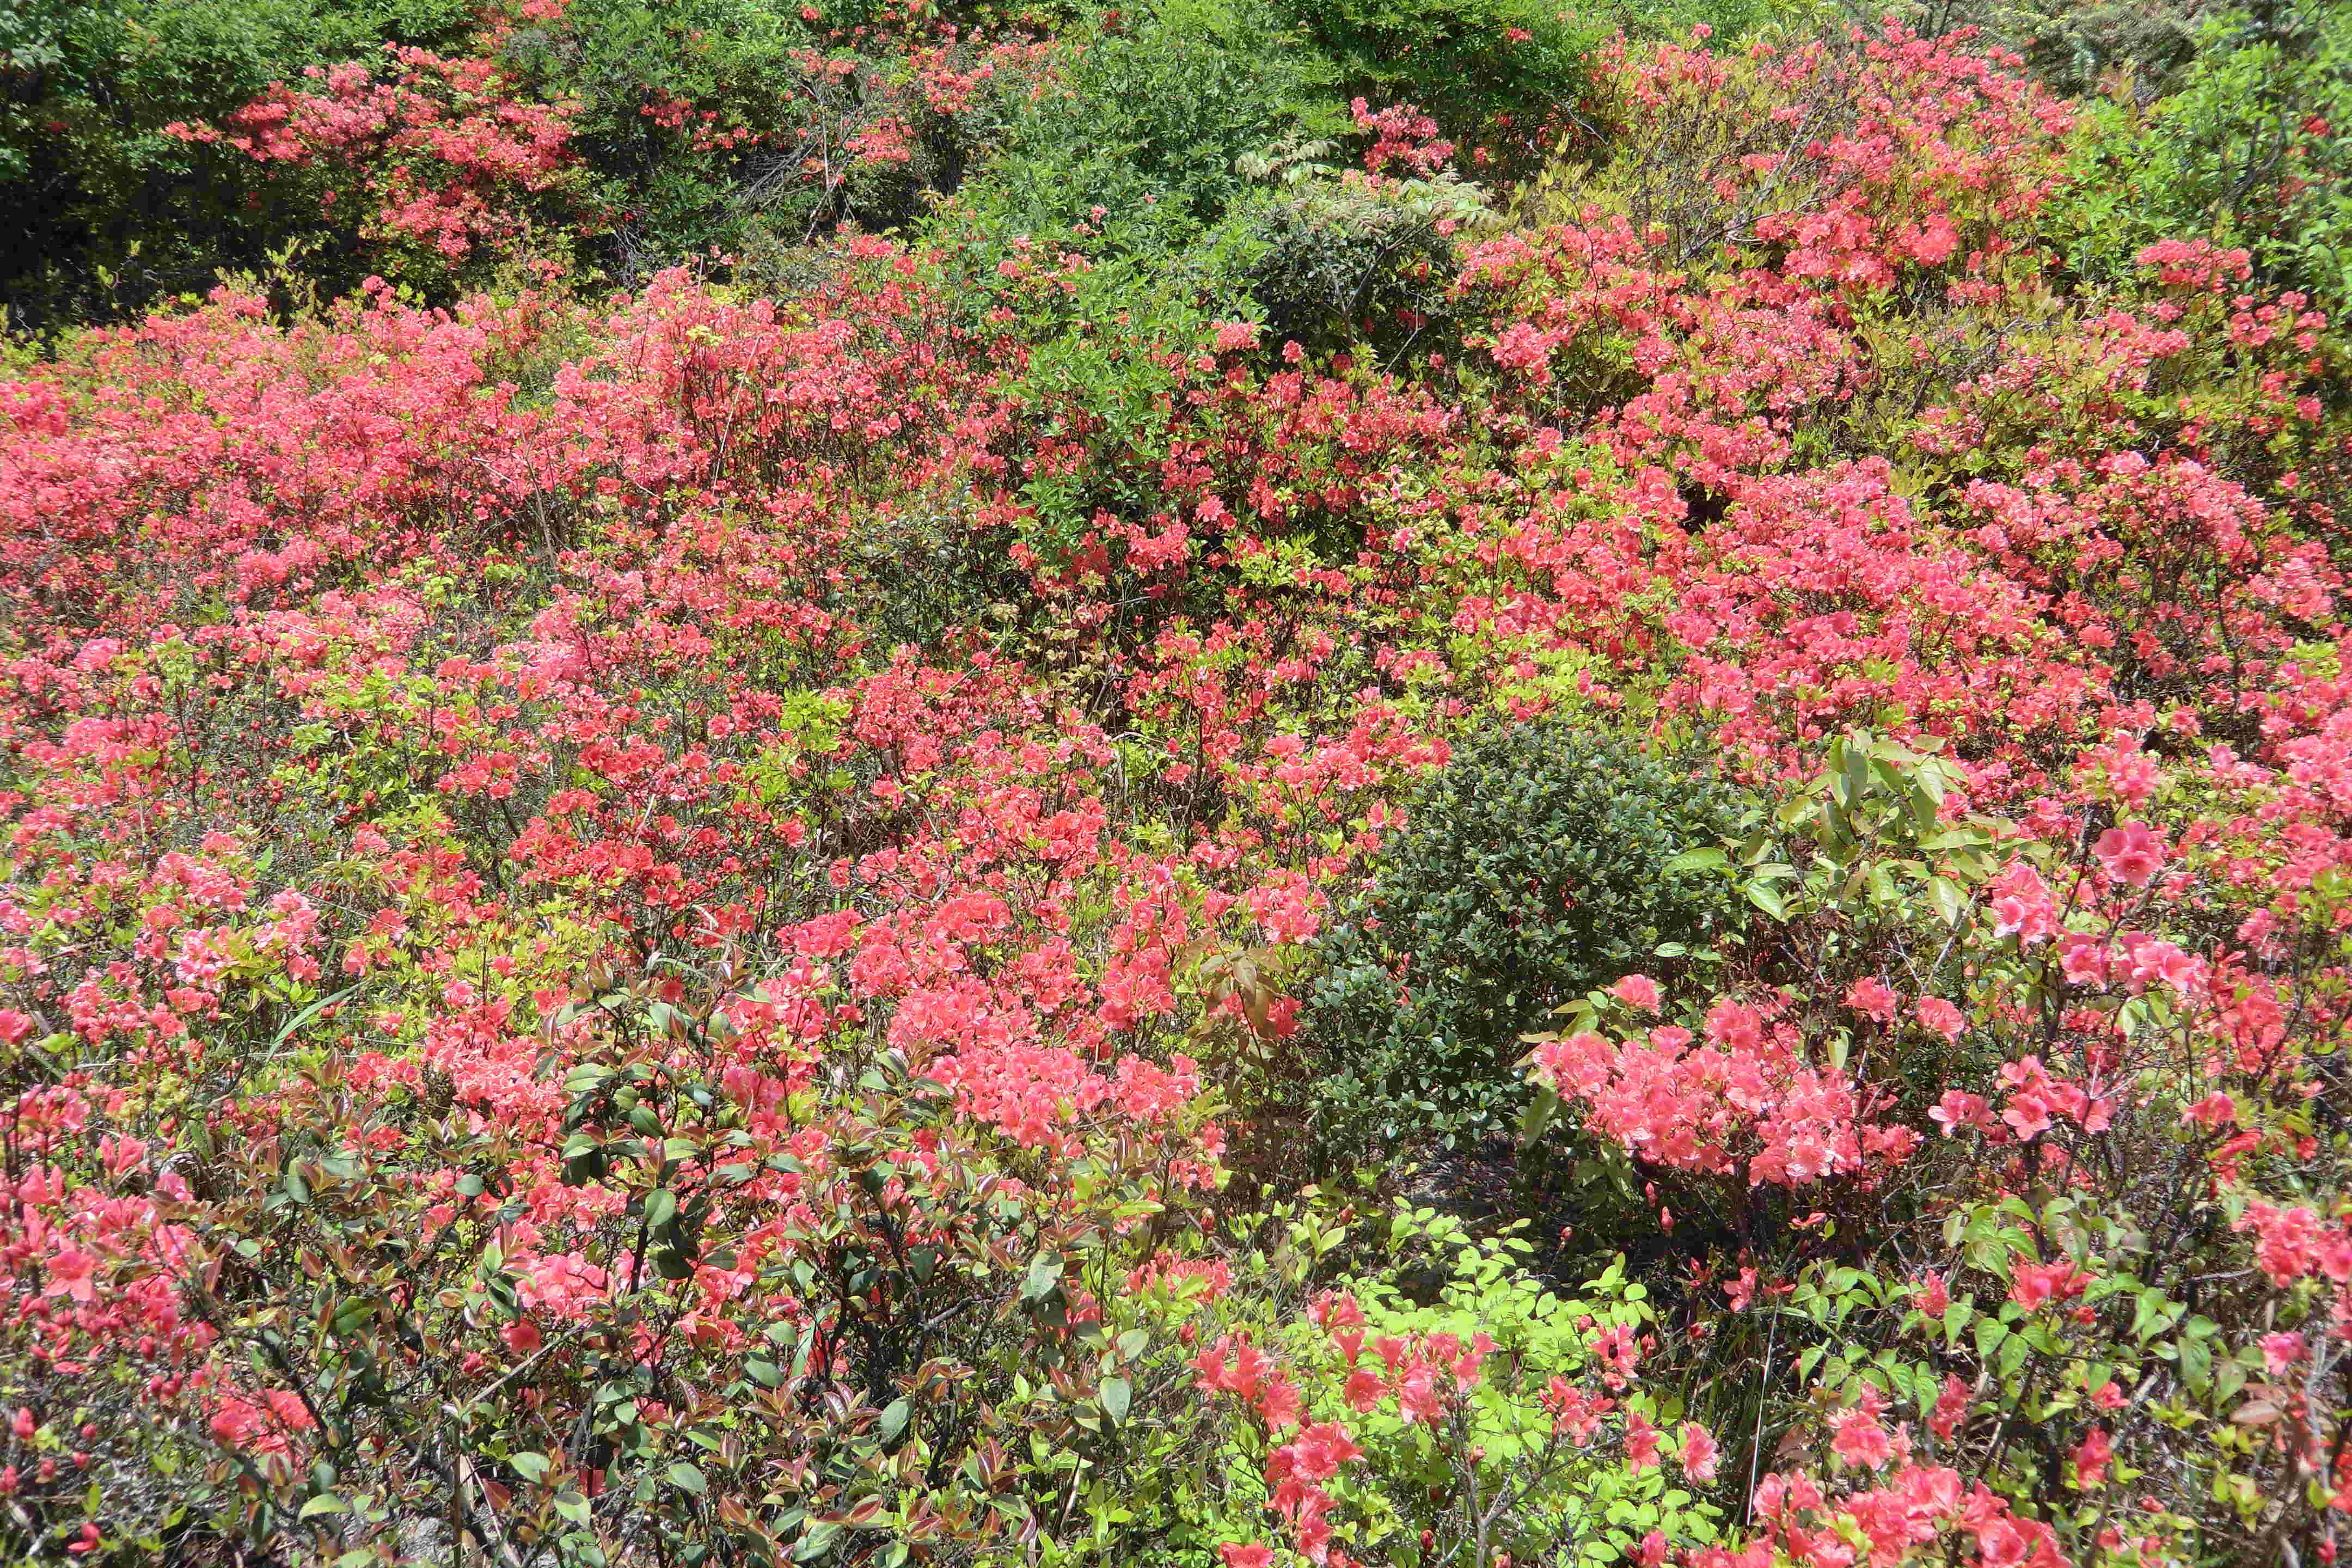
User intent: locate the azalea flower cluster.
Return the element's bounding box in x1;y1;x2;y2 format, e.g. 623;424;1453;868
169;50;580;259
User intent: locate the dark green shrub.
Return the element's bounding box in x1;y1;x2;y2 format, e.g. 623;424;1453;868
1273;0;1604;167
0;0;472;332
1236;136;1490;360
1302;721;1746;1157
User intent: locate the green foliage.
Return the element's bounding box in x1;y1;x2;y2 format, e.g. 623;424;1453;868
1304;720;1746;1155
1895;0;2211;99
2053;0;2352;313
942;0;1339;254
923;0;1364;561
0;0;470;330
1236;136;1491;359
1651;732;2004;1107
1306;1217;1726;1566
1274;0;1605;160
1036;1191;1725;1567
977;227;1254;564
1676;730;1996;938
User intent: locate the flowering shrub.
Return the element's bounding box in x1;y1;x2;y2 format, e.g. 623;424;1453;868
169;49;583;265
4;11;2352;1567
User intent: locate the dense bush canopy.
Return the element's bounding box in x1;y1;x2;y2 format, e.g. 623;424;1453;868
3;1;2351;1565
1306;726;1745;1155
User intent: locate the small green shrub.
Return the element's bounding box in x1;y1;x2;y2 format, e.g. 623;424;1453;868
1274;0;1606;165
2051;0;2352;314
1302;720;1747;1157
1237;136;1491;359
940;0;1338;250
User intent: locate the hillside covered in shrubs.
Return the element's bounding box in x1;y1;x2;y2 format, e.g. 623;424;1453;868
2;0;2350;1563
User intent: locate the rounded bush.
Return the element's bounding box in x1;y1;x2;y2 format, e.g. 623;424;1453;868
1304;721;1745;1156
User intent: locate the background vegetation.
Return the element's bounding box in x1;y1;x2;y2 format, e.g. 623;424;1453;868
3;0;2351;1565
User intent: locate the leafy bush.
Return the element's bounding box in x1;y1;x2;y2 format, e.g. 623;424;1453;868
0;0;473;330
938;0;1339;260
1303;722;1746;1156
918;0;1359;566
1236;136;1491;359
1163;1199;1731;1567
2052;0;2352;313
1273;0;1604;165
